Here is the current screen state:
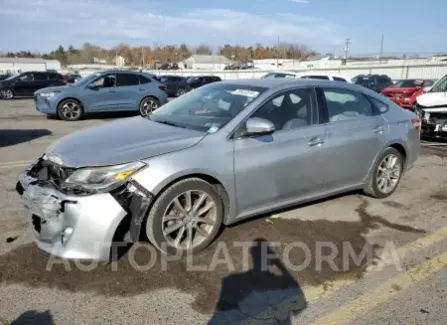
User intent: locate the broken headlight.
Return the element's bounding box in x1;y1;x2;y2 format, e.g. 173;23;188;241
62;161;146;192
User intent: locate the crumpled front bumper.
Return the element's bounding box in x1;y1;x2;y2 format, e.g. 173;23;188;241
17;163;129;261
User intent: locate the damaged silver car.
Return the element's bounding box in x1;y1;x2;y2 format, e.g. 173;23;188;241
17;79;421;260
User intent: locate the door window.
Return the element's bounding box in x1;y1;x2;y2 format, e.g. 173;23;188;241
116;73;139;87
322;88;373;122
34;73;48;81
250;88;315;131
92;74;116;88
19;73;33;82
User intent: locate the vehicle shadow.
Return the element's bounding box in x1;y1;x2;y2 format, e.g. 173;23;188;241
207;238;307;325
9;310;54;325
0;129;52;147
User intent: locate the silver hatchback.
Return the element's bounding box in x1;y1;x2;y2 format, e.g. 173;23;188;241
17;79;421;260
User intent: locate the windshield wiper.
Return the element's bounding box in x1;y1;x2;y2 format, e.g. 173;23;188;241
153;119;185;128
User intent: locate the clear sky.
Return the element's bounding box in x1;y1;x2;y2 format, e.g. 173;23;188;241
0;0;445;56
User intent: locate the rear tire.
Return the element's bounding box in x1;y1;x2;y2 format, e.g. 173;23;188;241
57;99;84;121
364;147;404;199
145;178;224;255
139;97;160;117
176;88;186;97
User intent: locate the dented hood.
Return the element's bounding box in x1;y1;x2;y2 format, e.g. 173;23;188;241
416;92;447;108
45;116;206;168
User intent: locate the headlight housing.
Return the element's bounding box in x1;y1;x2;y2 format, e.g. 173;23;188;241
62;161;146;192
40;90;61;98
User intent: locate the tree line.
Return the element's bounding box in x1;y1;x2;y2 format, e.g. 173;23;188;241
1;42;318;66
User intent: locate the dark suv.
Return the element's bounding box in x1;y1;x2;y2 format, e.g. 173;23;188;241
158;75;188;97
0;71;66;99
354;74;393;93
186;76;221;91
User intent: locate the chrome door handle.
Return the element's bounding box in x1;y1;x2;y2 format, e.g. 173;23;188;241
109;90;116;93
139;88;145;91
373;126;384;133
308;137;325;147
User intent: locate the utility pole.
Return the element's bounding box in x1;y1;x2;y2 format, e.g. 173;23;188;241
277;36;280;68
379;33;384;62
344;38;351;60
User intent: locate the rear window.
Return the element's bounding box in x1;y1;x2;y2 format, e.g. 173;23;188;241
138;74;152;84
366;95;389;114
302;75;330;80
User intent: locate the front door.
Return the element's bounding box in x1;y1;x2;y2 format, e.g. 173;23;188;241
83;74;121;111
233;87;329;217
318;87;384;189
13;73;34;96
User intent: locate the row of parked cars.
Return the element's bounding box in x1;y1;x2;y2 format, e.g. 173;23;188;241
1;69;446;138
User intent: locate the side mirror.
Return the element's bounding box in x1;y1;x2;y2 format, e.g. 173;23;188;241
87;84;98;90
423;86;431;93
243;117;275;136
369;82;375;88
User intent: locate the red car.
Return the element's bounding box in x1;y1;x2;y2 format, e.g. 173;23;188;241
381;79;435;109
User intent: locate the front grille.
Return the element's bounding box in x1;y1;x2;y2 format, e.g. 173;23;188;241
428;112;447;125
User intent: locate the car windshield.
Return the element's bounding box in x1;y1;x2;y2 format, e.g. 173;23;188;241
3;73;23;81
430;75;447;92
392;79;424;88
187;76;198;82
149;83;267;132
261;73;277;79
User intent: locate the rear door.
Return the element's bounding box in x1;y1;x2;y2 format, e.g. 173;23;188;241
32;72;50;93
115;73;141;110
317;87;384;189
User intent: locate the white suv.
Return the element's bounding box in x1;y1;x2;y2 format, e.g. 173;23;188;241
261;71;353;83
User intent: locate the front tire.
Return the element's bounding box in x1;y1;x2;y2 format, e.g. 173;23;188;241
2;89;14;100
364;147;404;199
57;99;84;121
145;178;224;255
139;97;160;117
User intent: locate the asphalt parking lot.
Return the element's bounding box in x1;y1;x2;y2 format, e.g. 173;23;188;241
0;99;447;325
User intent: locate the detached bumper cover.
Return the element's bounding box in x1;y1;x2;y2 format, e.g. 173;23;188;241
16;162;150;261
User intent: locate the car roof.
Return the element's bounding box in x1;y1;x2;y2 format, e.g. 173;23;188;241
219;78;356;90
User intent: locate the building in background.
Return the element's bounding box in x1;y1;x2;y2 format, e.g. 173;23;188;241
179;55;235;70
112;55;126;67
0;57;61;74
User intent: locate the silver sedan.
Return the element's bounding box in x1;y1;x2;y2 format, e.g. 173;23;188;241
16;79;421;260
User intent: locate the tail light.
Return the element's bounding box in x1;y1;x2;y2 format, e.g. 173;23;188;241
411;118;421;133
159;85;167;92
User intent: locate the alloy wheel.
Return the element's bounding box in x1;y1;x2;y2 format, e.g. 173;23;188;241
3;89;13;99
376;154;402;194
141;98;159;116
61;101;81;120
161;190;218;250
